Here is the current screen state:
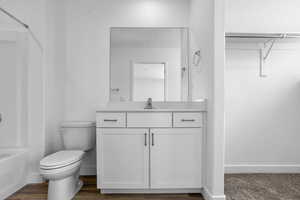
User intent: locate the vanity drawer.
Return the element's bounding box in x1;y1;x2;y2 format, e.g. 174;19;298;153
127;112;172;128
173;112;203;128
97;112;126;128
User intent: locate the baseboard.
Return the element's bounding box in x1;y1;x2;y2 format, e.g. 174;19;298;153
80;164;97;175
26;172;44;184
225;164;300;174
202;187;226;200
101;188;202;194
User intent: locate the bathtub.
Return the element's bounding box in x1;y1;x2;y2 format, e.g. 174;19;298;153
0;149;28;200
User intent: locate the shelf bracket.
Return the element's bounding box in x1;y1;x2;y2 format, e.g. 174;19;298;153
259;48;267;78
259;38;278;77
263;39;276;61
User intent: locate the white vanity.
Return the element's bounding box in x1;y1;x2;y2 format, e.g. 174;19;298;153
96;27;207;194
96;105;206;194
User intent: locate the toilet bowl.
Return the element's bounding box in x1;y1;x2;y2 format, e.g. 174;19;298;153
40;121;95;200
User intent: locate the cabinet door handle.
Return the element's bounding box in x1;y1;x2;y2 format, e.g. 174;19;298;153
144;133;147;146
181;119;195;122
103;119;118;122
151;133;154;146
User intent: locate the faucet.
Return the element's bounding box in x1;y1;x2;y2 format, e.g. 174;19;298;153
144;98;153;109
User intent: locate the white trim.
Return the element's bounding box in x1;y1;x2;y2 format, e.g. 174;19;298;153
225;164;300;174
202;187;226;200
101;188;201;194
26;172;44;184
80;164;97;175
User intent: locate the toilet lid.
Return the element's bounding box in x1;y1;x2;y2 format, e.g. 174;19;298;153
40;151;84;169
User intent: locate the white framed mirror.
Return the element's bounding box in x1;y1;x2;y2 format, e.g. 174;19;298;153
110;27;189;102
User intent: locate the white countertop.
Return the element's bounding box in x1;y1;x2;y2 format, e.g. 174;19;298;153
96;108;205;112
96;100;207;112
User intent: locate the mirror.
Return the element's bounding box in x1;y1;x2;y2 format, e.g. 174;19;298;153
110;28;189;102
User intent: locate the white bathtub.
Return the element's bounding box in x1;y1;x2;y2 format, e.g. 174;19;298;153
0;149;28;200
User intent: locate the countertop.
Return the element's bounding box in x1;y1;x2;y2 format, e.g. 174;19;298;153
96;101;207;112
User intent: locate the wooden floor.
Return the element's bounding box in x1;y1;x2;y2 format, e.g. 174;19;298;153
7;176;204;200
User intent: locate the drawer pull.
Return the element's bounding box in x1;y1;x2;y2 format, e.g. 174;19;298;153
103;119;118;122
181;119;196;122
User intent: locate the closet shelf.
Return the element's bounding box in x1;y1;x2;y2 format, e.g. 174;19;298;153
226;32;300;39
226;32;300;78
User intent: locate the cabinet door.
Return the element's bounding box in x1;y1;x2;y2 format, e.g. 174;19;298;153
150;128;202;188
98;128;149;189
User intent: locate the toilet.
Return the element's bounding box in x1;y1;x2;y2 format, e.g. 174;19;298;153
40;121;96;200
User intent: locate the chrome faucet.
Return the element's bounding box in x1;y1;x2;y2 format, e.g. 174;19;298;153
144;98;153;109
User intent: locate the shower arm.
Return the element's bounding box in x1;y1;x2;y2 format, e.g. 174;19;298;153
0;7;29;29
0;6;43;52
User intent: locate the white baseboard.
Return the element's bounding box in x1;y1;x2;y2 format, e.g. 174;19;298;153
26;172;44;184
101;189;201;194
202;187;226;200
80;164;96;175
225;164;300;174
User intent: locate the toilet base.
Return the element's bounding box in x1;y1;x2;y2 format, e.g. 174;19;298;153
47;173;83;200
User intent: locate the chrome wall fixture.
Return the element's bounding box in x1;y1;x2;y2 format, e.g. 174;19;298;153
0;7;29;29
0;6;43;51
226;32;300;78
193;50;201;66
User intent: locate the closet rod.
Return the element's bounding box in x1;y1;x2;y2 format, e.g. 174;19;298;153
0;7;29;29
226;33;300;39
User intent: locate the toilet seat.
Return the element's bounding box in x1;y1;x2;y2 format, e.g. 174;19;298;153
40;160;81;176
40;150;84;170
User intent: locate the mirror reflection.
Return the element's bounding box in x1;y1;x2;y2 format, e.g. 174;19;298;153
110;28;189;102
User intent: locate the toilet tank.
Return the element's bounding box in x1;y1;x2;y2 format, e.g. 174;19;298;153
60;121;96;151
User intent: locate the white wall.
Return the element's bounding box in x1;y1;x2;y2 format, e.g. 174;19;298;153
0;0;46;182
65;0;190;121
225;41;300;173
225;0;300;173
189;4;209;101
45;0;66;155
190;0;225;199
226;0;300;33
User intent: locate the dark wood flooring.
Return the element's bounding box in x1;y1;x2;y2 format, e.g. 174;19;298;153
7;176;204;200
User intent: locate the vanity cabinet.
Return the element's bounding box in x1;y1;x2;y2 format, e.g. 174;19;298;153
150;128;202;189
96;111;204;193
98;129;149;189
